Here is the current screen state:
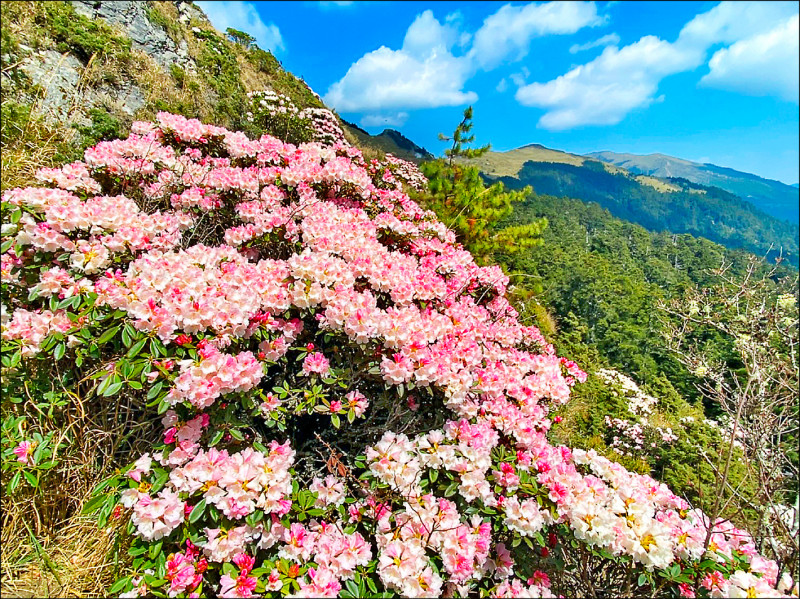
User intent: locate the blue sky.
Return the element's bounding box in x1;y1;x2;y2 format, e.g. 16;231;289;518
196;1;800;184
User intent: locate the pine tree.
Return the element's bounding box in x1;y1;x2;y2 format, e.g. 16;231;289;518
420;106;547;264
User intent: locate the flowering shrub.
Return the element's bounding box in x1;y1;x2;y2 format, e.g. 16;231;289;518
246;91;346;147
1;111;797;598
596;369;678;459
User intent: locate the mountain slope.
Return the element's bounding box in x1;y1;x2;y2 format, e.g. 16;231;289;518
587;151;799;224
473;150;799;266
341;119;433;163
0;0;420;189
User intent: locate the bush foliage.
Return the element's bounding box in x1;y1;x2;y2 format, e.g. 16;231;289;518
2;105;796;599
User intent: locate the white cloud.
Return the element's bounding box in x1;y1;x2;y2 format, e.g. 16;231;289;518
318;1;354;7
360;112;409;128
569;33;620;54
324;10;477;112
516;36;699;130
700;14;799;102
324;2;606;114
677;0;798;47
469;1;605;70
515;1;799;130
196;1;284;53
510;66;530;88
496;78;508;93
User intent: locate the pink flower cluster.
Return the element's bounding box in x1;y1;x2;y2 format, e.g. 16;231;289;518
383;153;429;192
2;112;793;598
246;90;347;146
2;308;73;356
167;344;264;410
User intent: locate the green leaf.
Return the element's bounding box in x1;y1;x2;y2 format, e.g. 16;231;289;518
126;338;147;359
81;494;108;515
210;429;224;446
331;414;341;429
345;580;360;598
9;470;21;493
147;381;164;400
103;381;124;397
97;325;121;346
23;470;38;488
151;468;169;493
53;342;66;361
109;576;132;595
189;499;207;523
148;539;163;560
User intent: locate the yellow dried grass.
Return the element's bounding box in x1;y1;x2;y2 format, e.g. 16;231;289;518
1;513;126;599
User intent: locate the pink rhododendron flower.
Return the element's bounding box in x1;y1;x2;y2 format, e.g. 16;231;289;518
302;351;330;377
13;441;34;465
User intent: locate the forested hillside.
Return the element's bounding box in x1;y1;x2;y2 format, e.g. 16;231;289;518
500;192;792;395
588;150;800;224
490;159;799;266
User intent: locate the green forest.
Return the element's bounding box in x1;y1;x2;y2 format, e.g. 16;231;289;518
491;160;800;266
416;112;798;539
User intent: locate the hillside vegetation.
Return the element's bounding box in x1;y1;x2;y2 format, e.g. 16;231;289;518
486;158;799;266
588;150;800;224
1;3;798;597
0;0;414;192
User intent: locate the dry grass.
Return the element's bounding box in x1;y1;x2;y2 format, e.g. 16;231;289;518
634;174;680;193
1;358;160;597
465;145;587;177
0;114;73;190
1;516;125;599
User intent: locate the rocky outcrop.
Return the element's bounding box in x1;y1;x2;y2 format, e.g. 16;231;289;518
17;47;146;126
11;2;203;127
70;1;195;71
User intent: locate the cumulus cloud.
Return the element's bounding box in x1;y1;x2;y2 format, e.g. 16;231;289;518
324;10;477;112
496;78;508;93
360;112;409;128
677;0;798;47
469;1;605;70
699;14;799;102
196;1;284;53
569;33;620;54
516;36;699;130
516;1;799;130
325;2;604;114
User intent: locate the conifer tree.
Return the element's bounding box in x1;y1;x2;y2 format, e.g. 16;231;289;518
421;106;546;264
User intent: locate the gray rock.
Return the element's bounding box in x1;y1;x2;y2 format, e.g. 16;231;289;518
70;1;195;71
95;81;147;116
18;49;84;123
17;48;146;126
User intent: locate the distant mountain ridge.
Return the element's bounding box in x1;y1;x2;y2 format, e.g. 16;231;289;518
586;151;799;224
467;145;798;266
341;120;433;164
